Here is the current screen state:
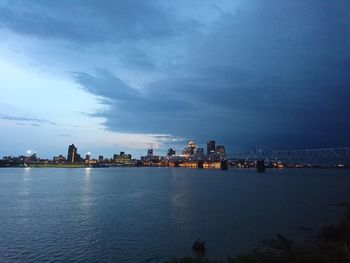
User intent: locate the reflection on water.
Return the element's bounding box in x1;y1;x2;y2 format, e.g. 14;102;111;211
170;169;196;241
81;167;93;212
20;167;32;209
22;167;31;182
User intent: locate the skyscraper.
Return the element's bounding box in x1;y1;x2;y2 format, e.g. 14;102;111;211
67;144;77;163
187;141;196;155
196;148;204;155
207;140;216;155
216;145;225;154
195;148;204;160
147;148;153;156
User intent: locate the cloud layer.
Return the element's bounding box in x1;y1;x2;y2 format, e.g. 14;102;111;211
1;0;350;153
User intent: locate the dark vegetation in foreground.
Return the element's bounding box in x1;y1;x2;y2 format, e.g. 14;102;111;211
166;204;350;263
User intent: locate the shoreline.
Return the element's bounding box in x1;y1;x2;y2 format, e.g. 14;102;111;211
0;164;350;171
167;203;350;263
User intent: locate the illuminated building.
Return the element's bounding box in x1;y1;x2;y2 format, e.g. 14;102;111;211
141;148;160;162
187;140;196;155
114;152;132;165
207;140;216;155
67;144;77;163
182;148;191;156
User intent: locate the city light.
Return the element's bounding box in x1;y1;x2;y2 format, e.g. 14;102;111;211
1;142;349;169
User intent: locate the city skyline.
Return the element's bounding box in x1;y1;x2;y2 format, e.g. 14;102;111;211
1;139;226;160
1;1;350;158
2;141;349;168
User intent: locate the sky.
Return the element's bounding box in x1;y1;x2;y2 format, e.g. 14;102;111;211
0;0;349;159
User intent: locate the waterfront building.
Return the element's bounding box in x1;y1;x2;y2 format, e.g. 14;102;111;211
114;152;132;165
141;148;160;163
182;148;191;156
207;140;216;155
98;155;104;162
209;152;224;161
27;152;37;162
67;144;78;163
53;155;65;164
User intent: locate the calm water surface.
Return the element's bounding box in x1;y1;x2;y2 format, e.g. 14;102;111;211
0;167;350;262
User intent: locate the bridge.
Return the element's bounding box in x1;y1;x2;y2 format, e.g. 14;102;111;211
226;147;350;165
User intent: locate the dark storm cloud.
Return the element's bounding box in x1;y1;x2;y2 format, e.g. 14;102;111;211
0;0;197;43
72;70;196;134
72;0;350;150
1;0;349;151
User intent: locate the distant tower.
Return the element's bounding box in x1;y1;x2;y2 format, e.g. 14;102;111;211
147;148;153;156
207;140;216;155
188;141;196;155
216;145;225;154
196;148;204;155
67;144;77;163
195;148;204;160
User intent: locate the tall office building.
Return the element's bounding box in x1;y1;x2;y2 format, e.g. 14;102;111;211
216;145;225;154
207;140;216;155
196;148;204;155
195;148;205;160
67;144;77;163
187;141;196;155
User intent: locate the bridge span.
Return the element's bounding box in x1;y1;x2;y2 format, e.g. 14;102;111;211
226;147;350;164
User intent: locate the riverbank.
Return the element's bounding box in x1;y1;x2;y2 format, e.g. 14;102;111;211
167;204;350;263
1;164;349;170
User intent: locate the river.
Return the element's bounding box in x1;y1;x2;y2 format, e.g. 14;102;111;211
0;167;349;262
